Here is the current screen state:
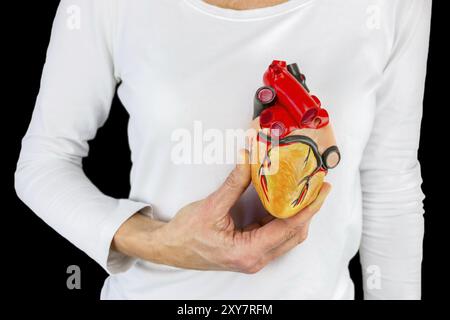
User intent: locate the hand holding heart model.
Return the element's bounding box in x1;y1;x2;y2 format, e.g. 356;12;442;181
250;60;340;219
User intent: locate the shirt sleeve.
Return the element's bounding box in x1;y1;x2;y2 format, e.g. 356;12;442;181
14;0;153;274
359;0;431;299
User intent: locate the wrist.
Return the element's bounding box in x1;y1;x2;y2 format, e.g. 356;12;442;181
112;211;166;261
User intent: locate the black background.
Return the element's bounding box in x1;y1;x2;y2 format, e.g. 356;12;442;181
4;0;447;303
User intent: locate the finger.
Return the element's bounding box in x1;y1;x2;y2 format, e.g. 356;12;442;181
241;220;312;271
267;220;311;260
259;214;275;226
242;214;274;231
243;222;261;232
252;183;332;252
238;220;311;272
208;149;251;212
241;212;275;232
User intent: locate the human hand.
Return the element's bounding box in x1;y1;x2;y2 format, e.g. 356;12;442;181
113;150;331;273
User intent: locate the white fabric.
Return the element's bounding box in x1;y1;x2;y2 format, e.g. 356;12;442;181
15;0;431;299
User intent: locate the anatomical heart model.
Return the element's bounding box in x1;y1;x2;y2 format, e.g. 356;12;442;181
250;60;340;219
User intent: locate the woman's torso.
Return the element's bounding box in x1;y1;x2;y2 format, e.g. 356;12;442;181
102;0;393;299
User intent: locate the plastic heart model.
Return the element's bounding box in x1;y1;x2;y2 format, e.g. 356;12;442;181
250;60;340;219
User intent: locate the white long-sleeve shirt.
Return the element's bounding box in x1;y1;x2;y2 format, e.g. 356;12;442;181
15;0;431;300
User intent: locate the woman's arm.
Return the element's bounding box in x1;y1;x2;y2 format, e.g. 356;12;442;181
14;0;152;274
359;0;431;299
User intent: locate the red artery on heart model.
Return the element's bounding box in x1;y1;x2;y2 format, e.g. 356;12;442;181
250;60;340;219
257;60;330;136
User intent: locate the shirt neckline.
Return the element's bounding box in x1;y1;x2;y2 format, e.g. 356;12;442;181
183;0;316;21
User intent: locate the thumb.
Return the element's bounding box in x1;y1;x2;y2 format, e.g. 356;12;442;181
209;149;251;212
